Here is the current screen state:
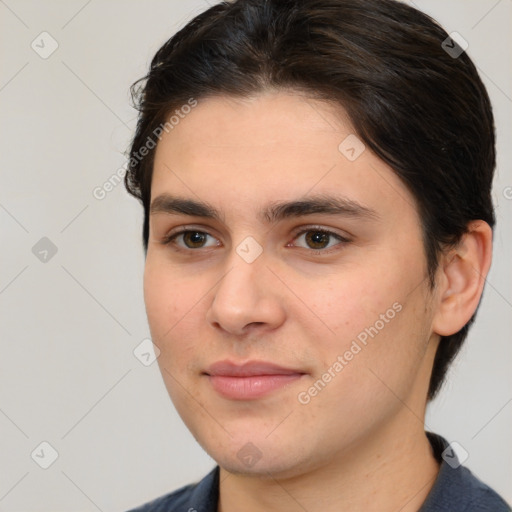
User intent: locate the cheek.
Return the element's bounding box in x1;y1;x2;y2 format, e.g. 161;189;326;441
143;264;171;334
317;289;431;408
143;261;203;356
297;267;397;344
144;263;206;410
298;252;429;373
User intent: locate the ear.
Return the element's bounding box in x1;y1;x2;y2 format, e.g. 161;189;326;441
432;220;493;336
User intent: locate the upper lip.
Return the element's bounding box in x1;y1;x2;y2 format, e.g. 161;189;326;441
205;360;306;377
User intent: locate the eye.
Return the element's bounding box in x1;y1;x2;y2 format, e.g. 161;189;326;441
162;230;219;250
161;226;350;254
290;227;350;252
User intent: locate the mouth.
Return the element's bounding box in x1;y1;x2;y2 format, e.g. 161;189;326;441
203;360;307;400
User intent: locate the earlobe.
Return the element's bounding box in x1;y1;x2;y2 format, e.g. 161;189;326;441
432;220;493;337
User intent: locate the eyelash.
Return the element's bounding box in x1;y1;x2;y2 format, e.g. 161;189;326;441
161;226;351;255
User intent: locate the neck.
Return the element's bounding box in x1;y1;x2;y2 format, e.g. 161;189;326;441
218;415;440;512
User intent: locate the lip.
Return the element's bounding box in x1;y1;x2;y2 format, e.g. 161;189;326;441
206;360;304;377
204;360;306;400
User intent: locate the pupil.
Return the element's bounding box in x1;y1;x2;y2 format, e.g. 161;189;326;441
307;231;329;249
186;232;205;247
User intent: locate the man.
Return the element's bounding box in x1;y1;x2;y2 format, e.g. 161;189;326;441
125;0;510;510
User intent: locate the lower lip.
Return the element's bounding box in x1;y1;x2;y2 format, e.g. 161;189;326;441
207;374;304;400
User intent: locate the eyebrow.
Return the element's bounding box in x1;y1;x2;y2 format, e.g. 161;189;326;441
149;193;379;224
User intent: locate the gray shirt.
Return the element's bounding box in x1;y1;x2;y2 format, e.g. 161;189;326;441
128;432;511;511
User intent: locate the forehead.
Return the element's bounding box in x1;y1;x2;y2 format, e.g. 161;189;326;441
150;91;419;225
156;91;351;155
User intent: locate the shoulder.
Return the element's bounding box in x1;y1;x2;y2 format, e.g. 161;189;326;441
422;432;511;512
453;464;511;511
126;466;219;512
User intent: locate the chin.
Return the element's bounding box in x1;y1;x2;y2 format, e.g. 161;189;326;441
202;437;316;480
219;457;304;479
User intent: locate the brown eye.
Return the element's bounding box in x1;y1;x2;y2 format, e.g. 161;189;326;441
292;228;350;253
305;231;331;249
163;230;219;250
182;231;208;248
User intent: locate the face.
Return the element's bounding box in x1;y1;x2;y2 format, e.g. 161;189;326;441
144;91;440;478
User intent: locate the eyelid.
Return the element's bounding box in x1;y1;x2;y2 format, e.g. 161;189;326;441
289;224;351;241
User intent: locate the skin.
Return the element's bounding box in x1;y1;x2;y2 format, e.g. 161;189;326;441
144;90;493;512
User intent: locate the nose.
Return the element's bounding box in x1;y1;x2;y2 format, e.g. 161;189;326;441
206;252;286;337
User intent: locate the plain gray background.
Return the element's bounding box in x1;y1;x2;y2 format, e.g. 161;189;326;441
0;0;511;510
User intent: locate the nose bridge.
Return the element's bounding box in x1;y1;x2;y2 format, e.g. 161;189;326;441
207;239;285;334
216;242;267;310
219;232;267;295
